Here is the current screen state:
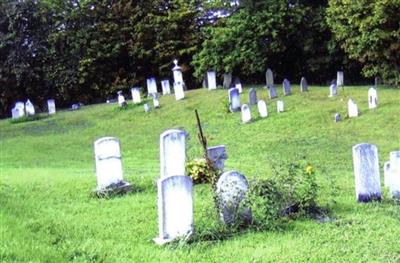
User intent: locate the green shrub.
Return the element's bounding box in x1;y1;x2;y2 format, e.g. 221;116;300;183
186;158;212;184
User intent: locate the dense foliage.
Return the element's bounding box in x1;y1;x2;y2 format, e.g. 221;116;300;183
0;0;398;117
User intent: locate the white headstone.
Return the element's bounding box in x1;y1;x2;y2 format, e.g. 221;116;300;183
147;78;158;95
161;80;171;95
207;145;227;171
153;94;160;108
131;87;141;104
389;151;400;198
117;92;126;107
223;73;232;89
282;79;291;96
352;143;381;202
11;102;25;119
329;84;337;97
257;100;268;118
207;71;217;90
173;82;185;101
154;175;193;245
241;104;251;123
144;103;150;112
300;77;308;92
337;71;344;87
368;87;378;109
172;59;184;85
47;99;56;114
277;100;284;113
348;99;358;118
235;83;243;94
25;99;35;116
160;129;187;179
228;88;241;112
384;161;391;187
216;171;251;225
266;68;274;88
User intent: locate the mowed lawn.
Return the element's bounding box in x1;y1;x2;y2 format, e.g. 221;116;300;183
1;85;399;262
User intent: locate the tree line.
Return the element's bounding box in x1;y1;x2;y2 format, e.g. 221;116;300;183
0;0;399;117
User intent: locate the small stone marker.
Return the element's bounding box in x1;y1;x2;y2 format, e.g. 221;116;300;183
348;99;358;118
248;88;257;105
277;100;284;113
47;99;56;115
11;102;25;119
228;88;241;112
241;104;251;123
144;103;150;112
329;84;337;97
300;77;308;92
160;129;187;179
257;100;268;118
216;170;252;225
352;143;381;202
131;87;141;104
265;68;274;88
282;79;291;96
389;151;400;198
207;145;227;171
94;137;131;195
161;80;171;95
334;113;341;123
117;91;127;107
147;77;158;95
268;85;277;99
337;71;344;87
368;87;378;109
71;103;81;110
153;94;160;108
384;161;391;187
25;99;35;116
154;175;193;245
223;73;232;89
207;71;217;90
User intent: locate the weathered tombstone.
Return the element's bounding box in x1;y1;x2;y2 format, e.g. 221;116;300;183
153;94;160;108
144;103;150;112
257;100;268;118
216;171;252;225
173;82;185;101
329;84;337;97
147;77;158;95
25;99;35;116
160;129;187;178
94;137;131;195
389;151;400;198
154;175;193;245
277;100;284;113
300;77;308;92
348;99;359;118
131;87;141;104
71;103;81;110
268;85;277;99
248;88;257;105
117;91;127;107
241;104;251;123
161;80;171;95
47;99;56;115
337;71;344;87
282;79;291;96
234;77;243;93
368;87;378;109
228;88;241;112
334;113;341;123
11;107;19;119
207;71;217;90
352;143;381;202
384;161;391;187
265;68;274;88
223;73;232;89
11;102;25;119
172;59;184;87
207;145;228;171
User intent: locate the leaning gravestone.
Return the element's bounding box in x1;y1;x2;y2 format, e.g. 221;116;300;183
207;145;228;171
216;171;252;225
248;88;257;105
241;104;251;123
94;137;132;195
131;87;141;104
277;100;284;113
282;79;291;96
384;161;391;187
348;99;359;118
207;71;217;90
160;129;187;179
265;68;274;88
228;88;241;112
352;143;381;202
368;87;378;109
147;77;158;95
223;73;232;89
268;85;277;99
161;80;171;95
300;77;308;92
174;82;185;101
337;71;344;87
329;84;337;97
47;99;56;115
25;99;35;116
389;151;400;198
154;175;193;245
258;100;268;118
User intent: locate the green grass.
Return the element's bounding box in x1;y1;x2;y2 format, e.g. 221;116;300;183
1;85;399;262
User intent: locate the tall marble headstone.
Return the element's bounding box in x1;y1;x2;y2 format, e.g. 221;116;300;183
131;87;141;104
154;175;193;245
248;88;257;105
277;100;284;113
25;99;35;116
160;129;187;179
348;99;359;118
161;80;171;95
268;85;277;99
147;77;158;95
223;73;232;89
258;100;268;118
265;68;274;88
172;59;184;87
47;99;56;114
241;104;251;123
229;88;241;112
337;71;344;87
329;84;337;97
282;79;291;96
207;71;217;90
389;151;400;198
368;87;378;109
300;77;308;92
207;145;228;171
352;143;381;202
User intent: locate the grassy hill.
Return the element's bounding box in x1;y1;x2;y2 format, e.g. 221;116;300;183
1;85;399;262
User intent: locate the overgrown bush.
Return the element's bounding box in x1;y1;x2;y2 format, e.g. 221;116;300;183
186;158;213;184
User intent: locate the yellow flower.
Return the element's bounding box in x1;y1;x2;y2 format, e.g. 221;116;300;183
306;165;314;175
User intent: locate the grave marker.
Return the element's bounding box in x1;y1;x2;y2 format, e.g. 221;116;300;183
277;100;284;113
300;77;308;92
207;145;227;171
348;99;359;118
207;71;217;90
147;77;158;95
241;104;251;123
368;87;378;109
282;79;291;96
161;80;171;95
229;88;241;112
257;100;268;118
47;99;56;114
131;87;141;104
248;88;257;105
160;129;187;178
389;151;400;198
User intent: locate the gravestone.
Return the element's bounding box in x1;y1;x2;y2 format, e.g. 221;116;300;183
153;94;160;108
329;84;337;97
352;143;381;202
144;103;150;112
94;137;131;195
234;77;243;93
348;99;358;118
174;82;185;101
268;85;277;99
131;87;141;104
207;71;217;90
47;99;56;115
207;145;227;171
216;171;252;225
241;104;251;123
265;68;274;88
172;59;184;87
160;129;187;179
334;113;341;123
117;91;127;107
154;175;193;245
11;102;25;119
368;87;378;109
282;79;291;96
277;100;284;113
374;77;379;87
223;73;232;89
161;80;171;95
337;71;344;87
384;161;391;187
300;77;308;92
257;100;268;118
25;99;35;116
228;88;241;112
202;77;207;89
71;103;81;110
248;88;257;105
389;151;400;198
147;77;158;95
